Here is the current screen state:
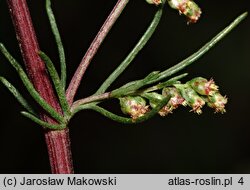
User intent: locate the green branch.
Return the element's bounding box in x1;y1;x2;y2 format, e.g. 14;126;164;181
70;74;186;114
105;12;248;98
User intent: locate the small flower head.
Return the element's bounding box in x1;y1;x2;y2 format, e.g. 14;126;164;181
167;0;202;23
145;0;162;6
120;96;149;120
162;87;186;112
174;84;205;114
206;92;228;113
188;77;219;96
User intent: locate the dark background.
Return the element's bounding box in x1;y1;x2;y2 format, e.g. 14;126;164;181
0;0;250;173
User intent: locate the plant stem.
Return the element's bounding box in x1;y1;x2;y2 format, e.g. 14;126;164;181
71;92;111;111
66;0;130;106
45;128;73;173
6;0;73;173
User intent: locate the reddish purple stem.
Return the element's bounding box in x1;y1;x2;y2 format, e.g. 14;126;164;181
45;128;73;173
7;0;73;174
66;0;129;105
6;0;129;173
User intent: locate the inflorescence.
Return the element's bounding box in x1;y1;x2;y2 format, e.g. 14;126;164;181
119;77;227;121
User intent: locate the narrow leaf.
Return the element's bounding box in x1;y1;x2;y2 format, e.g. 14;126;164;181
96;4;164;94
0;43;64;123
0;76;37;116
46;0;66;89
155;12;248;83
21;111;65;130
39;51;70;117
145;73;188;92
111;71;161;97
108;12;247;98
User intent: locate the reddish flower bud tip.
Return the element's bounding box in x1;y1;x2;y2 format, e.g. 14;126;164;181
120;96;149;120
162;87;185;109
188;77;219;96
190;98;205;114
145;0;162;6
167;0;201;23
158;106;172;117
206;78;219;95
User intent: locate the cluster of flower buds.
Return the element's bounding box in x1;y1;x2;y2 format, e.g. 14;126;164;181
119;77;227;120
145;0;201;23
145;0;162;6
167;0;201;23
174;77;227;114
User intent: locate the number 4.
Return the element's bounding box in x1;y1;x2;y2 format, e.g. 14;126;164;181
238;177;244;185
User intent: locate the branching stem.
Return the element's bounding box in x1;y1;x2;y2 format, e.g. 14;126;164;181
6;0;73;174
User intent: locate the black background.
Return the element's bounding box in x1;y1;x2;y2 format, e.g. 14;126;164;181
0;0;250;173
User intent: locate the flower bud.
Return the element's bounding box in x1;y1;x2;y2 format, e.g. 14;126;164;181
167;0;201;23
145;92;171;116
187;77;219;96
174;84;205;114
119;96;149;120
162;87;186;109
145;0;162;6
206;92;228;113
